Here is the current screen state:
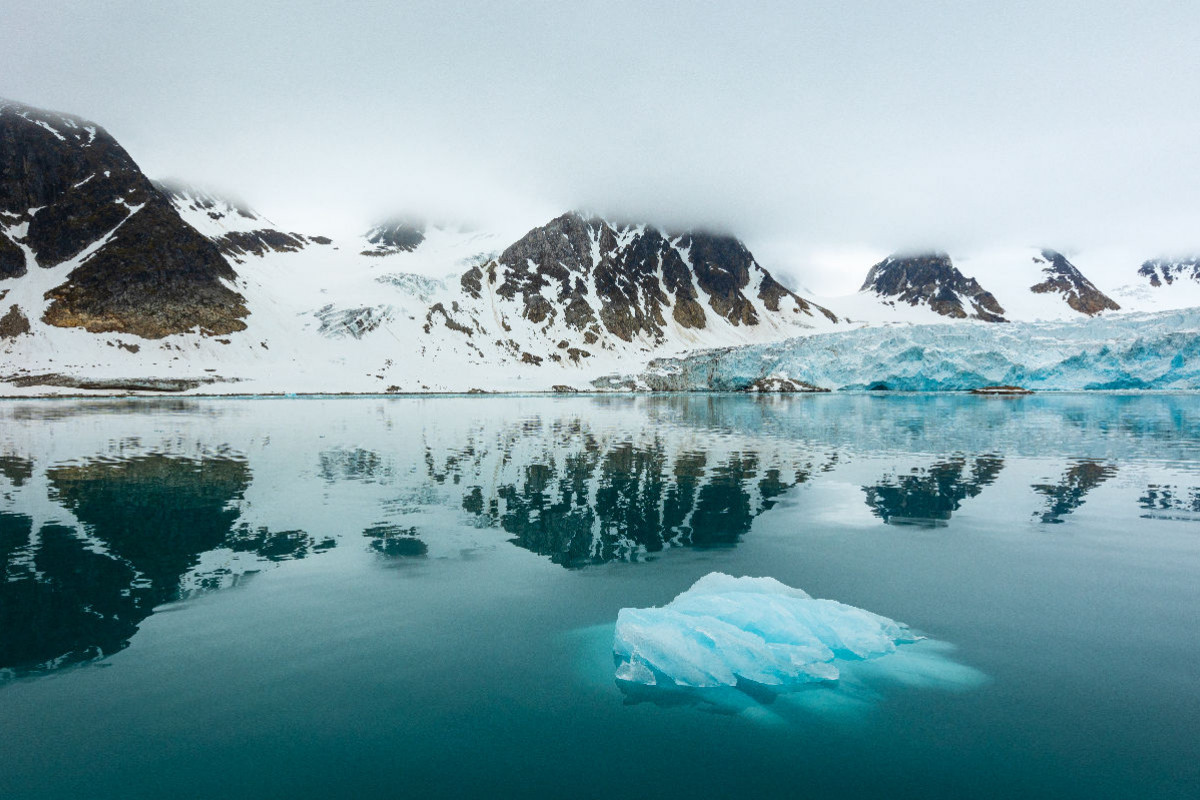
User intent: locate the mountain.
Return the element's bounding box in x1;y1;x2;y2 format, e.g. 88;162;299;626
361;219;425;255
449;213;838;359
0;98;246;338
2;96;1196;396
0;98;835;394
1029;249;1120;316
1139;257;1200;287
859;251;1007;322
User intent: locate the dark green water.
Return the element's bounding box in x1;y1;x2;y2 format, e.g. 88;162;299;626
1;394;1197;799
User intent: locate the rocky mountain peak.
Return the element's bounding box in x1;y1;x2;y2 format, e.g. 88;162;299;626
1030;249;1119;315
0;99;247;337
861;251;1007;322
455;211;835;349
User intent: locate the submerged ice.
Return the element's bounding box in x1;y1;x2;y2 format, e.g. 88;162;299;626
613;573;919;688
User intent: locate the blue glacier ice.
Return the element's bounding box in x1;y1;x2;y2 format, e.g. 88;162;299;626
605;309;1200;391
613;573;919;688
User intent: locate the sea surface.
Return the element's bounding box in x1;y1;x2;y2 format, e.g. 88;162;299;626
1;394;1198;799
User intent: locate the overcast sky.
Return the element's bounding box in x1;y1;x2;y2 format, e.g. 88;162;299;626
4;0;1200;292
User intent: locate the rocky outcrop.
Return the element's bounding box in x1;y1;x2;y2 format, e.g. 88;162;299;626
1139;257;1200;287
0;304;30;337
861;251;1006;322
1030;249;1119;315
0;99;248;338
214;228;308;258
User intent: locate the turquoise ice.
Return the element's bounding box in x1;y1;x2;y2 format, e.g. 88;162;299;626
613;573;920;688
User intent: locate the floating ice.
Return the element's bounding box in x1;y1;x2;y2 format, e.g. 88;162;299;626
613;573;920;688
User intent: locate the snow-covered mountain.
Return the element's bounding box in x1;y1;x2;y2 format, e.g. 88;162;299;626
0;99;837;394
2;96;1198;395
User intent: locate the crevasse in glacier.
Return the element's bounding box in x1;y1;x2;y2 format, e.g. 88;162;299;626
607;308;1200;391
613;573;919;688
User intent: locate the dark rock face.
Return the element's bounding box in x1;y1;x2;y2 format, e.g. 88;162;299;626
42;200;248;337
362;219;426;255
1;101;147;267
0;232;25;278
0;99;247;338
1139;257;1200;287
477;212;834;345
861;251;1007;322
1030;249;1119;315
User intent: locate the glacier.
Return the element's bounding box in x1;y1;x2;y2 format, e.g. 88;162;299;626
613;573;919;688
604;308;1200;392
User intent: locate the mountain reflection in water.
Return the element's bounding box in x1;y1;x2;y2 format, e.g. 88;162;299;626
1;393;1198;680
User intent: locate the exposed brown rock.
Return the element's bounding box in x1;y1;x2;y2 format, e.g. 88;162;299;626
42;200;247;338
460;266;483;299
0;304;30;337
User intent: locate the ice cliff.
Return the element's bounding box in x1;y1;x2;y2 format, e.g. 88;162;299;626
613;573;918;688
602;308;1200;392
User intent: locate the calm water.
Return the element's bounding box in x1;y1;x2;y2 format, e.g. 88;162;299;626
1;394;1198;799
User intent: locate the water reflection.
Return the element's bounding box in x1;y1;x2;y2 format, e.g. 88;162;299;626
863;456;1004;527
460;443;819;567
1;393;1198;680
1;455;319;679
1139;484;1200;521
1031;460;1117;524
364;524;428;560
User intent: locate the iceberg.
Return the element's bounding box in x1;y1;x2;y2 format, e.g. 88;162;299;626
613;573;919;688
